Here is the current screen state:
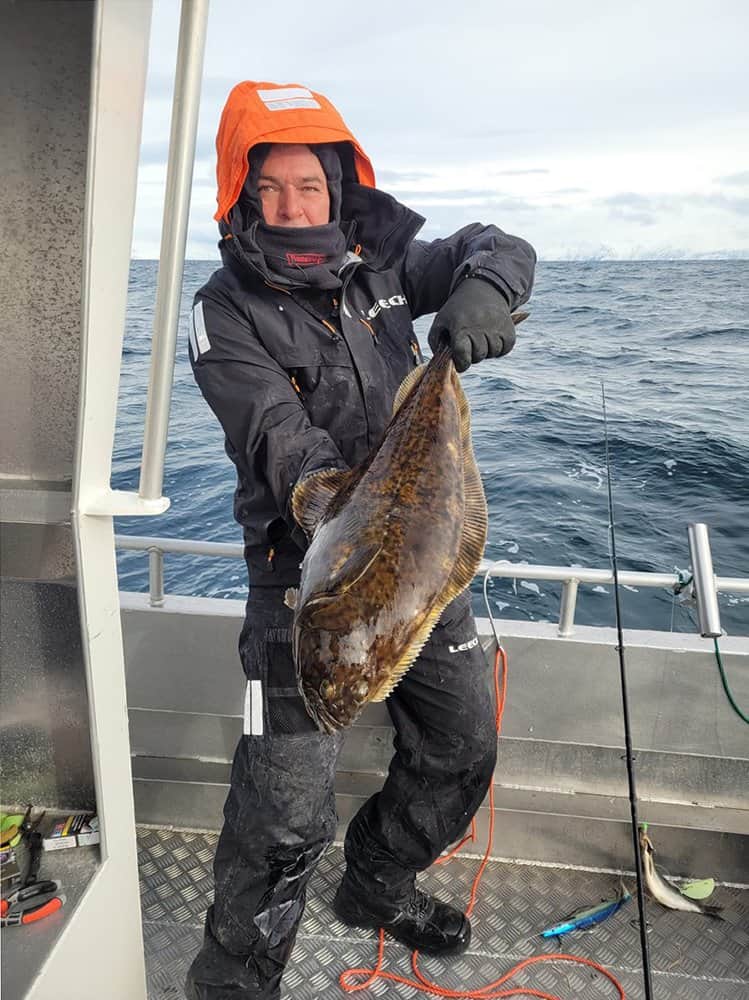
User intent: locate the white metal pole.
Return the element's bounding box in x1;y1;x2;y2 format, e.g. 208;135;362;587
139;0;209;500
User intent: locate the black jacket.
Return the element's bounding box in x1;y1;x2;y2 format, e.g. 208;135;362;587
189;183;536;586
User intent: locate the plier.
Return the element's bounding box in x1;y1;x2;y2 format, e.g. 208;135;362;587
1;880;65;926
20;807;47;887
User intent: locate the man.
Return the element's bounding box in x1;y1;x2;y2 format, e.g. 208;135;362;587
186;81;536;1000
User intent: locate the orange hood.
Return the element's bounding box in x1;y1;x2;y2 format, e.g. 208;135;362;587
214;81;376;224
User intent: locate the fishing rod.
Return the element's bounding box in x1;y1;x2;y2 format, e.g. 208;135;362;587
601;382;655;1000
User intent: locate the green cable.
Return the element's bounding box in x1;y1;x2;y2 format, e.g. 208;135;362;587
714;637;749;725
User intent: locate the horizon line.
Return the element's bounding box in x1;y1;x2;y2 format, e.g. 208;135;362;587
129;255;749;263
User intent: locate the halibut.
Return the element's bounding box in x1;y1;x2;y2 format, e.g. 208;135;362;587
289;345;487;732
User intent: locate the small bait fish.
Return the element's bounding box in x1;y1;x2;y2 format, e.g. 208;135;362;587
540;885;631;938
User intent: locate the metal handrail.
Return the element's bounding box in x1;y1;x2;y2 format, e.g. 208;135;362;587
114;533;749;635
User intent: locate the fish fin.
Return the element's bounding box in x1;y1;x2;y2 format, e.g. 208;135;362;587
511;310;530;326
292;468;350;537
369;606;445;703
284;588;298;610
392;363;427;415
435;367;488;606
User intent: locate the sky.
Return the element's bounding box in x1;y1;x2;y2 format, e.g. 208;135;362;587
131;0;749;261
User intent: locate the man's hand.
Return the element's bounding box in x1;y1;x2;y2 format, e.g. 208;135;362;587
427;278;516;373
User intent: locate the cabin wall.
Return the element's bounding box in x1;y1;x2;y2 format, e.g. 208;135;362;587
0;2;95;810
0;2;92;484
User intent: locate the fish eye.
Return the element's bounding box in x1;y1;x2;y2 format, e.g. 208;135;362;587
353;681;369;703
319;680;336;700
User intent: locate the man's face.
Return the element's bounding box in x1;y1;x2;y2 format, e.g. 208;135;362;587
256;144;330;227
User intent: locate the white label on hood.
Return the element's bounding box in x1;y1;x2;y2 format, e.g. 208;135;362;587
192;301;211;355
258;87;320;111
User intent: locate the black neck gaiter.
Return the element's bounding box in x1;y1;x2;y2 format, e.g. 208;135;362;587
250;220;348;290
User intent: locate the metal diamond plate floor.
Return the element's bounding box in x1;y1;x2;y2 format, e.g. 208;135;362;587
138;827;749;1000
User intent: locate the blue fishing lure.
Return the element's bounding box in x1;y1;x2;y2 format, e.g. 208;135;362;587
540;885;631;938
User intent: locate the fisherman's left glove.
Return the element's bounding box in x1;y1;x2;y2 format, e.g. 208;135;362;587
428;277;516;373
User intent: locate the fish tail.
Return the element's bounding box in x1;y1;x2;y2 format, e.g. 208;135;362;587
701;904;724;920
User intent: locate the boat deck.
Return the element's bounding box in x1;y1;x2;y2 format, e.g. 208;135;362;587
139;827;749;1000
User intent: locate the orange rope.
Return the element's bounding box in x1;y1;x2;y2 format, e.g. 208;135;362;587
339;645;627;998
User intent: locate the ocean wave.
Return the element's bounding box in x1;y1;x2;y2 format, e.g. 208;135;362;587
115;260;749;633
663;325;749;341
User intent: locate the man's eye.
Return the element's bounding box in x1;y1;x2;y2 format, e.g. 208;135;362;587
257;184;275;194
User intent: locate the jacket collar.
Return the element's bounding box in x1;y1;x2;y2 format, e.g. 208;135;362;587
340;183;425;269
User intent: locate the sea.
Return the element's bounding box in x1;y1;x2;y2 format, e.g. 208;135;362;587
114;260;749;636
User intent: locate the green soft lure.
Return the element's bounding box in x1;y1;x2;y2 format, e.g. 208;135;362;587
679;878;716;901
540;885;632;938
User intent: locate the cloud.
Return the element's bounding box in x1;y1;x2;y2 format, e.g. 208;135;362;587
602;192;658;226
716;170;749;187
703;192;749;216
387;190;541;213
599;189;749;227
138;0;749;260
495;168;550;176
376;168;434;185
146;72;239;104
139;135;215;167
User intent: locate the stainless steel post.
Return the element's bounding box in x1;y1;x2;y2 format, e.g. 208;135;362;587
558;578;579;636
139;0;209;500
148;548;165;607
687;523;722;638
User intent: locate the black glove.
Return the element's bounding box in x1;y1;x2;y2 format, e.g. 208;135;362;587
428;277;516;373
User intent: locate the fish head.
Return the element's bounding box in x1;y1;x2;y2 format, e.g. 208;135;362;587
293;604;374;733
638;826;656;866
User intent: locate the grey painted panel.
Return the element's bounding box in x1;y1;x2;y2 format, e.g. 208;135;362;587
0;483;73;525
132;778;749;882
0;3;91;481
335;771;749;835
129;709;241;763
480;632;749;757
122;602;246;715
131;755;747;835
0;578;95;809
128;708;396;773
121;596;749;756
340;795;749;883
492;737;749;810
128;708;747;812
0;522;76;581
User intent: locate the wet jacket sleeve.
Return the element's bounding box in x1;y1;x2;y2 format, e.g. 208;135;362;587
399;223;536;318
188;293;348;526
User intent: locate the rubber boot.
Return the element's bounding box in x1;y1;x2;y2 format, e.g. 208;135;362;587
332;877;471;956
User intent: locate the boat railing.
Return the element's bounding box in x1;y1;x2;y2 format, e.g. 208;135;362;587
115;533;749;636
